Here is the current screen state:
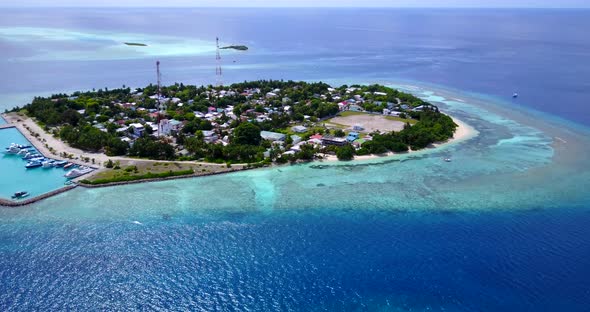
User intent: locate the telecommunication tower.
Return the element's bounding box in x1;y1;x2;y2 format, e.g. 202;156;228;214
156;60;166;136
216;37;223;86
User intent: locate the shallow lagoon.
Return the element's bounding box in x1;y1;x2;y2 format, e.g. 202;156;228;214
0;127;69;200
0;83;589;311
16;84;590;217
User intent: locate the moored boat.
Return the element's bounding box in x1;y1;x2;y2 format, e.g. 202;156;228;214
54;160;68;167
42;160;56;168
64;166;93;179
22;153;42;160
63;162;75;169
17;148;30;156
25;160;43;169
11;191;30;199
4;145;20;154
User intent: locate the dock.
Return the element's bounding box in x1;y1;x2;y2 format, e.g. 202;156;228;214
0;124;16;130
0;185;78;207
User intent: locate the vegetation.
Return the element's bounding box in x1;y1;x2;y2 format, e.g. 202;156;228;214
81;169;194;185
336;144;355;161
11;79;456;164
124;42;147;47
220;45;248;51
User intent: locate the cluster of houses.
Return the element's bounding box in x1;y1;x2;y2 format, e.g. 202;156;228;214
260;125;371;157
81;83;425;158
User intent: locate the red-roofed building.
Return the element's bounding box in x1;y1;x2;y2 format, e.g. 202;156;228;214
310;133;323;140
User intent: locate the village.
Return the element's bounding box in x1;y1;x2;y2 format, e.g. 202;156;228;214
6;80;457;184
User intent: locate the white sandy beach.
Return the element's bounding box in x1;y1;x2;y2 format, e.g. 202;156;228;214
321;115;478;162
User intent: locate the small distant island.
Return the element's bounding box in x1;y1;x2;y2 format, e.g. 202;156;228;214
124;42;148;47
6;80;458;185
221;45;248;51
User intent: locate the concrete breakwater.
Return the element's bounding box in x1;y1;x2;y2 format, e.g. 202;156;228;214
0;185;78;207
78;167;252;189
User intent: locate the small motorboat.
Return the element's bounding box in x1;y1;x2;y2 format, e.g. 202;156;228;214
17;148;30;156
25;160;43;169
444;158;452;162
512;93;518;98
4;145;20;154
22;153;42;160
63;162;74;169
27;157;45;162
54;160;68;167
42;160;55;168
11;191;30;199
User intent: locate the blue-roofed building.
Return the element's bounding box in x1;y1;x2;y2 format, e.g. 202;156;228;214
347;132;360;142
261;131;287;142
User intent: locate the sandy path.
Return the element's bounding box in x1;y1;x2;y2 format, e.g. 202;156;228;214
1;113;245;169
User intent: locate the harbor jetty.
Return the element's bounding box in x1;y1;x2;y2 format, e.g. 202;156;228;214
0;124;15;130
0;185;78;207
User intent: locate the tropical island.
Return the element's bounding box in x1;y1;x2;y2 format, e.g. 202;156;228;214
5;80;458;185
220;45;248;51
124;42;148;47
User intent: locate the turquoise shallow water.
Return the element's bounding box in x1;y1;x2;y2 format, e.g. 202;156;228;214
15;84;589;217
0;127;69;200
1;8;590;311
0;84;589;311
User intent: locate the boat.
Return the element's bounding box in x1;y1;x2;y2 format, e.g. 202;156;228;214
17;148;30;156
64;166;93;179
11;191;30;199
54;160;68;167
22;153;42;160
513;92;518;98
25;160;43;168
42;160;55;168
12;144;32;149
444;158;452;162
63;162;74;169
4;145;20;154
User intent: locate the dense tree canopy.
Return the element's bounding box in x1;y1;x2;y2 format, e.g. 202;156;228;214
232;122;261;146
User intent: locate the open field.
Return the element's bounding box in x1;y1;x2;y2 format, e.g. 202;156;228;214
85;159;243;183
326;111;414;133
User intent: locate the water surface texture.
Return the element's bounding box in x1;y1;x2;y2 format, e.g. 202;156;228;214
0;8;589;312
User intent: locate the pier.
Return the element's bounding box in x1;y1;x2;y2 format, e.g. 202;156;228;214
0;185;78;207
0;124;15;130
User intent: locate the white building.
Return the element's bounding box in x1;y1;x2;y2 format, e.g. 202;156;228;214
202;130;218;143
129;123;145;137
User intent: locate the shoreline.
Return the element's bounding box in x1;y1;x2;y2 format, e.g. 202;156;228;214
0;111;477;206
320;115;478;162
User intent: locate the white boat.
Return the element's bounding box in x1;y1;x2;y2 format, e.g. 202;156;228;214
22;153;42;159
54;160;68;167
17;148;30;156
25;160;43;169
64;166;93;179
513;93;518;98
42;160;55;168
4;145;20;154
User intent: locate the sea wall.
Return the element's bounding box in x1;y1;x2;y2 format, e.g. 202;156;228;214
78;167;253;189
0;185;78;207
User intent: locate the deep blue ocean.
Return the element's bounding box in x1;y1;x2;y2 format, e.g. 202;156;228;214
0;8;589;311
